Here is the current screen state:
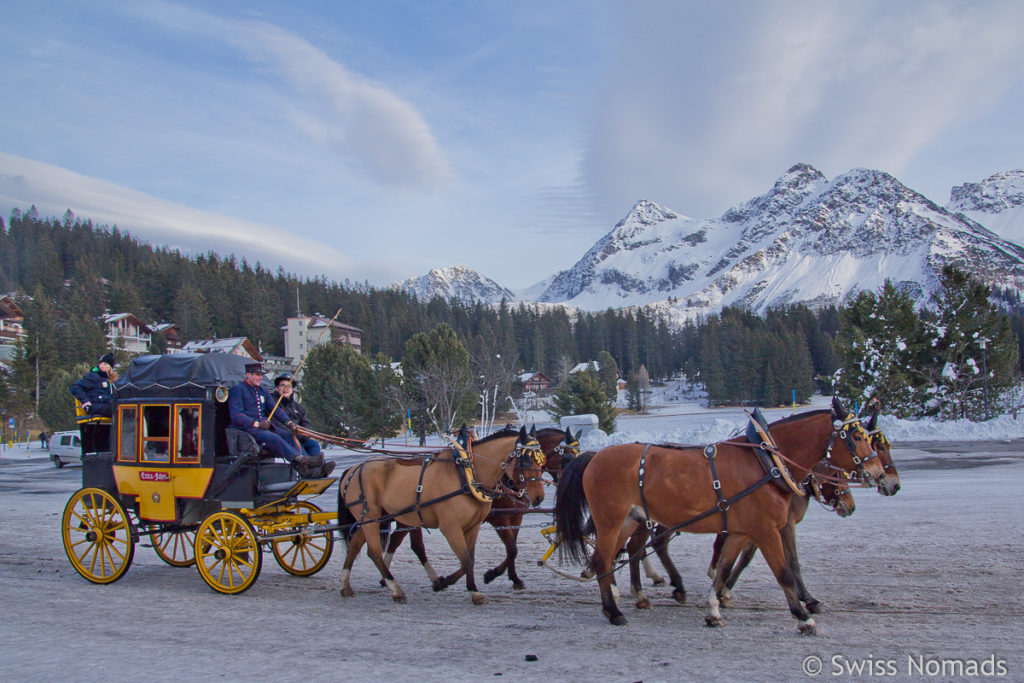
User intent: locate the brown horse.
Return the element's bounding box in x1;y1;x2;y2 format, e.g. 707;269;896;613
623;458;857;611
702;461;857;613
863;402;901;495
337;425;540;604
554;397;883;633
381;426;577;591
699;401;901;611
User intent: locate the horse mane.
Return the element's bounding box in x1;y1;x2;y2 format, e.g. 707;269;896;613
770;408;830;425
536;427;565;438
473;425;520;445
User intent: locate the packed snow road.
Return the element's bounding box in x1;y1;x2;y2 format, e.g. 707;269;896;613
1;440;1021;682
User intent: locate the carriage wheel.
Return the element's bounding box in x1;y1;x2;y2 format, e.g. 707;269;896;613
62;487;135;584
150;527;197;567
271;501;334;577
194;511;262;595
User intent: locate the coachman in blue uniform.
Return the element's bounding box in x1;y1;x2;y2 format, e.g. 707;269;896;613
227;362;326;477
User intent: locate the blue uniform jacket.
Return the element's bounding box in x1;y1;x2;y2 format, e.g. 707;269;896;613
228;381;288;433
70;367;113;407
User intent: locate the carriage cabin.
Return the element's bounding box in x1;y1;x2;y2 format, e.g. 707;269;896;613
84;353;296;525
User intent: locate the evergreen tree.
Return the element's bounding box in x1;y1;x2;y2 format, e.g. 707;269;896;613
920;266;1019;419
549;369;617;433
401;323;477;436
596;350;620;400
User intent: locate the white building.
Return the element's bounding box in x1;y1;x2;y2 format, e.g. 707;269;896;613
101;313;152;355
283;314;363;364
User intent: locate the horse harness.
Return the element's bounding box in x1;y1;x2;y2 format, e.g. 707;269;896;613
635;410;875;547
340;434;543;531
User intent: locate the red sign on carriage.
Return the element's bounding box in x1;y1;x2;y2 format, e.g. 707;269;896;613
139;471;171;482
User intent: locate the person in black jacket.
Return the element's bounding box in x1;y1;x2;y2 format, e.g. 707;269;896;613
70;353;116;417
271;373;334;477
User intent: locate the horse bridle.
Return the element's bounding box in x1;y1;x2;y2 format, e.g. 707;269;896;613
823;415;879;480
801;467;852;513
496;436;545;500
546;439;581;484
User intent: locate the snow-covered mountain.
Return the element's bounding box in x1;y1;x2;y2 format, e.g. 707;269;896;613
947;170;1024;246
534;164;1024;320
396;265;516;304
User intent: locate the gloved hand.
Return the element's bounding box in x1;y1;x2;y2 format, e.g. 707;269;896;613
286;420;298;433
258;419;271;430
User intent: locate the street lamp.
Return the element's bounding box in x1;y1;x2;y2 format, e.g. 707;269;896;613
976;336;990;420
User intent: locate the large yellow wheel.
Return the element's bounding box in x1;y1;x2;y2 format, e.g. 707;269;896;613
271;501;334;577
194;511;262;595
62;488;135;584
150;527;197;567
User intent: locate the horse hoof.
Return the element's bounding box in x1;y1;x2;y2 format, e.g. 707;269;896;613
704;616;724;628
609;614;627;626
512;582;526;591
806;600;823;614
471;592;488;605
378;579;387;587
635;598;652;610
432;579;448;592
718;595;731;608
672;590;687;605
799;623;817;636
341;588;355;598
652;578;667;587
392;594;408;604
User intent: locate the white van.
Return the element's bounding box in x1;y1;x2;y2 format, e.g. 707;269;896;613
558;414;600;438
50;430;82;468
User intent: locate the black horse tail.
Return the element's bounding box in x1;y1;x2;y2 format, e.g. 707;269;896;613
336;466;358;545
554;451;596;565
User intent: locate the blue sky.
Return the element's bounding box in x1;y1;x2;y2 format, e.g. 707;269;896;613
2;0;1023;289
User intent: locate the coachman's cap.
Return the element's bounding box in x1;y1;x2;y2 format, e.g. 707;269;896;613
275;372;296;387
98;353;115;366
245;362;264;374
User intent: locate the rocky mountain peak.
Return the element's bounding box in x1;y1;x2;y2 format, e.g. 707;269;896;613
396;265;516;304
948;170;1024;213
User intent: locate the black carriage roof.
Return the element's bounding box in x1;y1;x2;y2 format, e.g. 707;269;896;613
116;353;250;391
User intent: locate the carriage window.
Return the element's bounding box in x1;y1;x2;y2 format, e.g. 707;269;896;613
141;405;171;463
175;405;201;463
118;406;138;462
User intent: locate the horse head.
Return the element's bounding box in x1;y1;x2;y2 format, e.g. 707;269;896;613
864;402;901;496
805;463;856;518
827;396;885;483
507;425;546;507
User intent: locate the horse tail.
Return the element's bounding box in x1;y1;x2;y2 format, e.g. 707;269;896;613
336;465;358;545
554;450;596;565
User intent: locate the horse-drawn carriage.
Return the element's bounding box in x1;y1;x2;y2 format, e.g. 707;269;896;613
61;353;336;594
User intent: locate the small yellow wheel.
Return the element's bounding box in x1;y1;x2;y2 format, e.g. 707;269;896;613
151;527;197;567
62;487;135;584
194;511;262;595
271;501;334;577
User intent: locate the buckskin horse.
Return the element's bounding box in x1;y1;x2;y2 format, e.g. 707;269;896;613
380;426;578;591
554;397;883;633
337;425;540;604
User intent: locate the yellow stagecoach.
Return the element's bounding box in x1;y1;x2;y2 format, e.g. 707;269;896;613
61;353;336;594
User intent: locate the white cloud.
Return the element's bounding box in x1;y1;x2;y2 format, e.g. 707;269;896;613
0;152;368;279
127;1;450;192
586;0;1024;219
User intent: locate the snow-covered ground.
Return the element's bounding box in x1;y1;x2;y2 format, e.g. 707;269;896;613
2;388;1022;681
